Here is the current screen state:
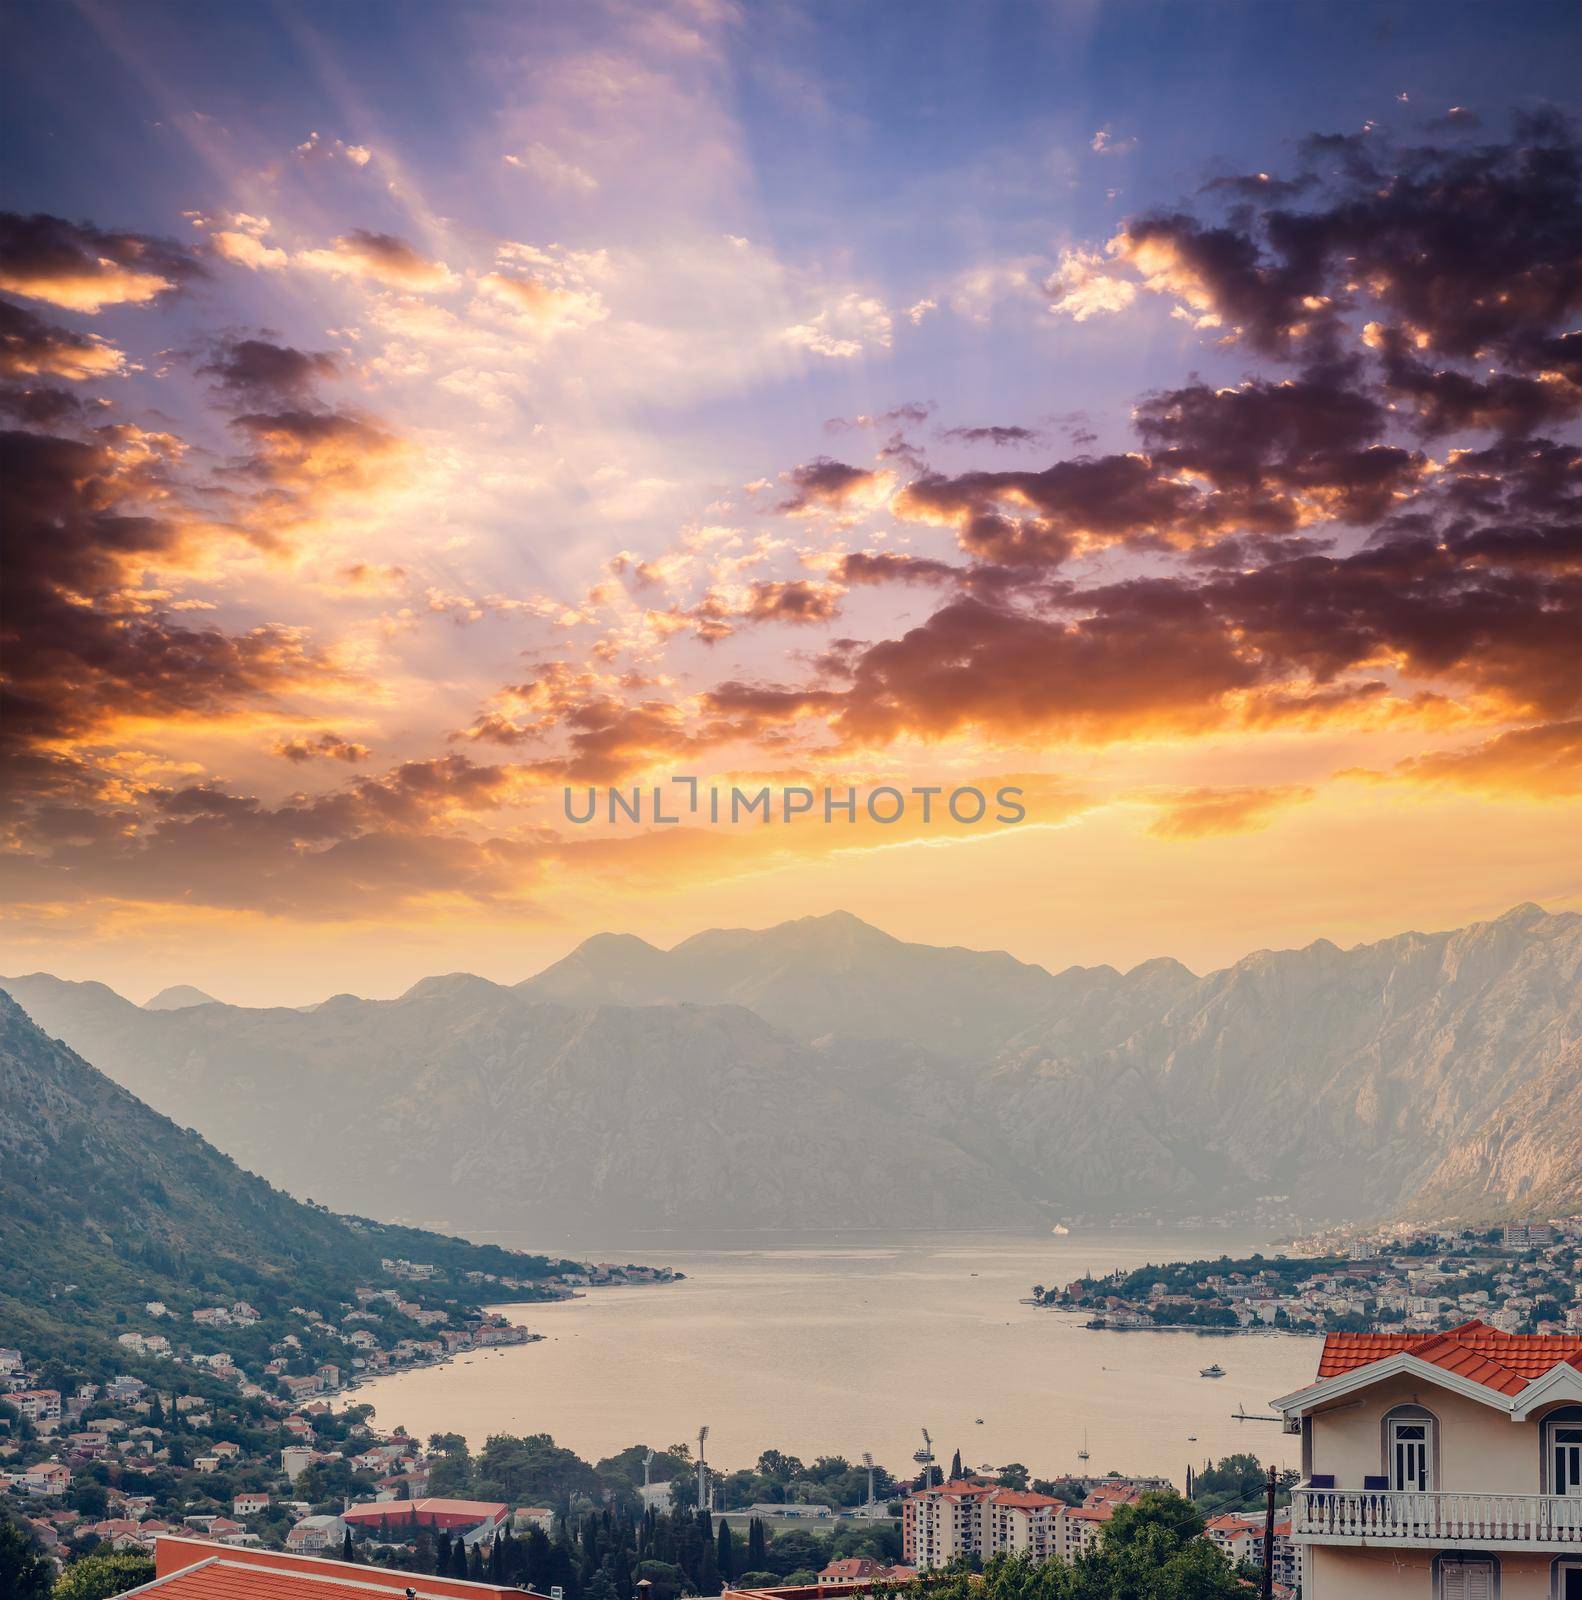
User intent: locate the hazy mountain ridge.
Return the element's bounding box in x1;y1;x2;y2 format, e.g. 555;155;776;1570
0;974;1045;1233
517;909;1153;1057
0;991;572;1363
143;983;220;1011
5;904;1580;1235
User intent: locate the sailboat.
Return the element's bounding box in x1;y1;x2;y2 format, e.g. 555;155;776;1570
1077;1430;1090;1463
1200;1363;1226;1378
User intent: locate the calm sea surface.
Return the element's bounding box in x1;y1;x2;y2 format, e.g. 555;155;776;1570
356;1232;1312;1485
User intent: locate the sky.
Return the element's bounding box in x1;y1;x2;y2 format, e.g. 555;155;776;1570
2;0;1581;1004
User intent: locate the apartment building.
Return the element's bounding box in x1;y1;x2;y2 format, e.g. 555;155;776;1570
903;1479;1068;1569
10;1388;62;1422
1273;1319;1582;1598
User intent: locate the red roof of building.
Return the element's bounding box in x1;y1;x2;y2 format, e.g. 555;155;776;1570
1063;1505;1112;1523
909;1478;998;1501
147;1537;537;1600
1316;1319;1582;1397
342;1498;508;1526
986;1489;1064;1510
1204;1513;1260;1534
820;1559;877;1579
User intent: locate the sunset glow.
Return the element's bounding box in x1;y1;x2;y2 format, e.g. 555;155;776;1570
3;2;1580;1001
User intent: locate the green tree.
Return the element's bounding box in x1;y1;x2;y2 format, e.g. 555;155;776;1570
1103;1490;1205;1551
475;1433;600;1506
427;1433;474;1497
2;1517;53;1600
67;1483;110;1519
54;1551;157;1600
755;1450;803;1482
635;1558;686;1600
763;1530;825;1579
716;1518;736;1580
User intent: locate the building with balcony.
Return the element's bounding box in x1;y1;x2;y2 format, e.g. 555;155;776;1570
902;1479;1068;1570
1272;1319;1582;1598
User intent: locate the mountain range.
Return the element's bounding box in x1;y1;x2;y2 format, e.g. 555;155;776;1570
4;904;1580;1238
0;989;573;1367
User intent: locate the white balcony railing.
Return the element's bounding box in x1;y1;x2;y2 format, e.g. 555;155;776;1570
1292;1486;1582;1549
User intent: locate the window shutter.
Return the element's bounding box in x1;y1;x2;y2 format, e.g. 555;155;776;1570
1442;1561;1495;1600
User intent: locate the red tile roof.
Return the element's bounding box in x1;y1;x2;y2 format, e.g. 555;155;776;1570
148;1537;530;1600
820;1559;877;1578
986;1489;1064;1510
1204;1513;1260;1534
1316;1319;1582;1396
342;1499;507;1527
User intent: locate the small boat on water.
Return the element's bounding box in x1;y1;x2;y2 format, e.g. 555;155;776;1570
1051;1224;1069;1235
1077;1431;1090;1463
1200;1363;1226;1378
975;1417;984;1424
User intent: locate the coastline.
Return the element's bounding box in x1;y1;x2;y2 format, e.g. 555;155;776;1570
346;1232;1309;1477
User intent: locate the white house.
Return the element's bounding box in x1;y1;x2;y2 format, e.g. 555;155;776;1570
286;1514;348;1554
1273;1318;1582;1598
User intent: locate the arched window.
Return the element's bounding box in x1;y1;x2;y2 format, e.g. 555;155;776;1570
1542;1406;1582;1496
1550;1555;1582;1600
1382;1403;1439;1492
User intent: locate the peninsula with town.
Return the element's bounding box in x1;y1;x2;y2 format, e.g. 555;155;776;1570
1035;1219;1582;1337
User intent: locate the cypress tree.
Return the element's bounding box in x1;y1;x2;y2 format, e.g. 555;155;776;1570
950;1450;962;1482
525;1526;553;1593
453;1540;470;1580
747;1517;766;1570
716;1518;735;1580
435;1531;452;1576
341;1530;356;1564
414;1530;436;1574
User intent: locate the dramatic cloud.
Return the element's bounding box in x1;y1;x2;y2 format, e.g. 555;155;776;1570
938;424;1040;447
5;103;1580;951
1115;112;1582;364
839;551;964;587
791;593;1262;746
1046;247;1138;321
273;732;373;764
0;299;126;379
298;229;457;291
0;426;336;763
1147;784;1316;839
776;456;889;513
1;755;529;919
199;338;340;404
1383;721;1582;798
228;408;404;518
0;212;203;312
